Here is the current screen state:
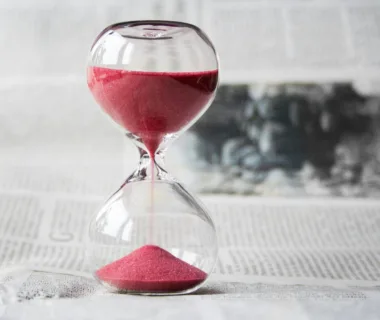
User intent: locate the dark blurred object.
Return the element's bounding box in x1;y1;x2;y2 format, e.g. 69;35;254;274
191;86;250;165
187;82;380;196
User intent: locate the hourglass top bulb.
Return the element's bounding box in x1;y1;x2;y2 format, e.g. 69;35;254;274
87;20;219;156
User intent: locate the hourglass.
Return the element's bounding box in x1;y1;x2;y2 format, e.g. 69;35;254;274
86;21;219;295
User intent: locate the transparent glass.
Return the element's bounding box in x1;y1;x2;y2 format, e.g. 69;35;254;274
86;20;219;295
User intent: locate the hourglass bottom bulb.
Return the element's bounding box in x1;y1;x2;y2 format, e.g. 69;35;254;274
95;245;207;293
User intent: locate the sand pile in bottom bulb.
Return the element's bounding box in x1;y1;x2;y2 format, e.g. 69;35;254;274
96;245;206;292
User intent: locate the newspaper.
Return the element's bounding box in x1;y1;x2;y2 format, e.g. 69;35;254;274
199;0;380;83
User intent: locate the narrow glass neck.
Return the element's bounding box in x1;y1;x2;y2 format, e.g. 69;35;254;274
126;148;171;183
140;147;165;173
126;132;178;160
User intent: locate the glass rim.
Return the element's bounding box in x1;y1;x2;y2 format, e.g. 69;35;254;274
107;19;203;33
91;19;213;49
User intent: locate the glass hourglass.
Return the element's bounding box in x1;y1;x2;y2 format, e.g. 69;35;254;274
86;21;219;295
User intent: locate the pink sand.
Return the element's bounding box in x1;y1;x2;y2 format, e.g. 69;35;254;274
96;245;206;292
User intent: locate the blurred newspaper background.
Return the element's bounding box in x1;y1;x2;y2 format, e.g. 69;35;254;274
1;0;380;319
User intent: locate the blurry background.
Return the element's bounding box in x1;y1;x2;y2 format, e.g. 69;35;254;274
1;0;380;197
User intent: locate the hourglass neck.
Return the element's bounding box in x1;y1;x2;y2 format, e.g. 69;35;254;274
125;148;173;183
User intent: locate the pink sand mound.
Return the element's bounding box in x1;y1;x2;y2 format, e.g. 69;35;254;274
96;245;206;292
